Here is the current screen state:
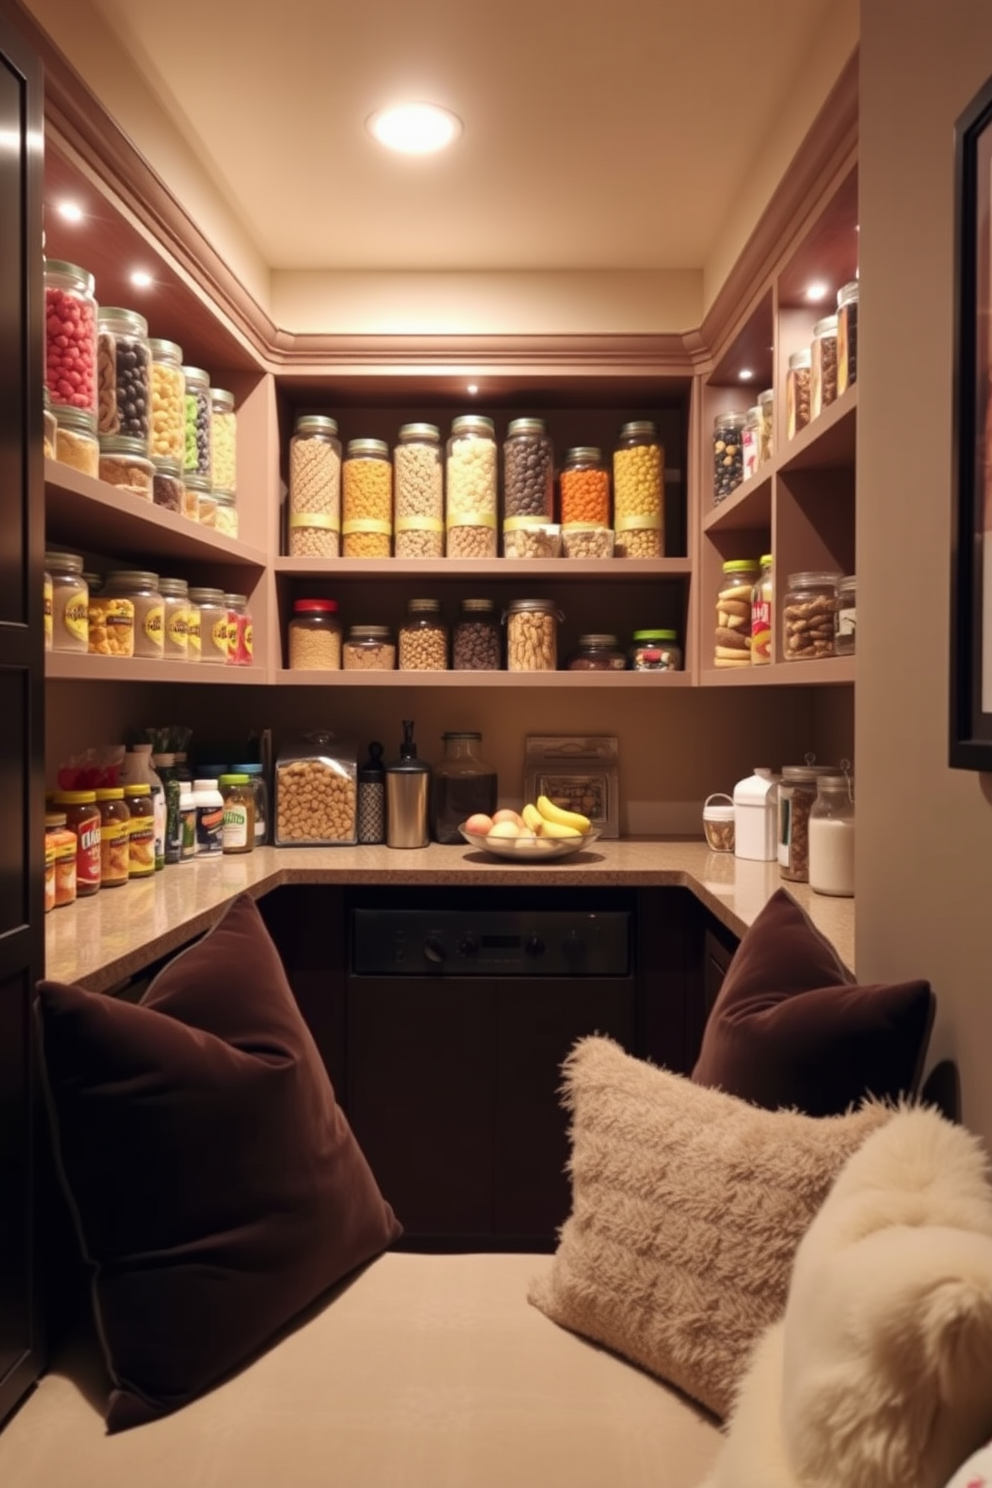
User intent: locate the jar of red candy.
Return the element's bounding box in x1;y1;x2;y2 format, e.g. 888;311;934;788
44;258;98;421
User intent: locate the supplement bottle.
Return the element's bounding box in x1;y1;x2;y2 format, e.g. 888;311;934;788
219;774;255;854
394;423;443;558
193;777;224;855
430;732;498;845
613;420;663;556
231;762;269;847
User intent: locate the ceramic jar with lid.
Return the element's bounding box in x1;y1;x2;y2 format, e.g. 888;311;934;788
219;774;254;854
343;438;392;557
394;423;443;557
289;414;341;557
715;559;759;669
783;571;840;661
289;598;342;670
613;420;663;556
446;415;497;558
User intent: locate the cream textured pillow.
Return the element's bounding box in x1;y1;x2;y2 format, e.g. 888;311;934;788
528;1036;891;1420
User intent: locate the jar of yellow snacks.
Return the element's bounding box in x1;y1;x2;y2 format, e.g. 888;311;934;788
613;420;663;558
148;338;185;464
342;438;392;557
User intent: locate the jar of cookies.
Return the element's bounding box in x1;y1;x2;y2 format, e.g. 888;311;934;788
783;571;840;662
715;559;759;670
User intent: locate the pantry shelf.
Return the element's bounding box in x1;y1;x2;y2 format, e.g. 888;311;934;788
44;655;262;684
699;656;855;687
272;557;693;581
272;669;695;688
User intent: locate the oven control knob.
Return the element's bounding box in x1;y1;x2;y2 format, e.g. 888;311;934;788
525;935;545;957
422;936;446;965
458;935;479;958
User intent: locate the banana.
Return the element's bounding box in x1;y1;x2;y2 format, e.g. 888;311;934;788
536;818;581;839
536;794;591;834
521;803;546;835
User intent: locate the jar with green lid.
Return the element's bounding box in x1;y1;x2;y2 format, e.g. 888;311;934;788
97;306;150;445
182;364;211;478
44;258;98;419
152;457;185;513
778;759;846;883
289;598;342;670
343;437;392;557
783;570;840;661
504;597;563;672
105;570;163;659
187;586;230;665
214;489;238;538
394;423;443;557
446;415;497;559
159;577;190;660
452;597;501;670
837;280;859;395
46;550;89;653
503;417;553;524
560;446;610;528
566;634;627;671
398;598;448;671
98;435;154;501
629;629;682;671
786;348;812;439
95;786;130;887
289;414;341;557
148;338;185;463
219;774;255;854
713;411;746;503
230;762;269;847
210;386;237;494
55;407;99;477
343;624;396;671
715;559;759;669
123;782;156;878
613;420;663;557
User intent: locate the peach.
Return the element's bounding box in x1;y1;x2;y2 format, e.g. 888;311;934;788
492;808;525;829
464;812;494;836
487;819;521;839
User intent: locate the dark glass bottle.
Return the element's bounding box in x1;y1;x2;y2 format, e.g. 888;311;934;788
430;731;498;844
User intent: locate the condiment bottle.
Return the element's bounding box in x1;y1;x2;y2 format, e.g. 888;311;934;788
385;721;430;849
52;789;101;896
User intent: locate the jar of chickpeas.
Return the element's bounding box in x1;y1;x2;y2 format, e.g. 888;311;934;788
343;438;392;557
613;421;664;557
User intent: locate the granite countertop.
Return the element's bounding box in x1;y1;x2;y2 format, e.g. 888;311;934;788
44;837;856;993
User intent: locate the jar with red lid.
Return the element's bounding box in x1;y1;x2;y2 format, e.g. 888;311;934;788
44;258;98;420
288;598;342;669
52;789;101;896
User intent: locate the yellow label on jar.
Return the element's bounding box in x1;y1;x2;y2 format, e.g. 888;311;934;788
210;616;229;658
187;611;201;659
44;580;53;649
143;604;164;643
244;621;253;659
166;607;189;650
63;596;89;644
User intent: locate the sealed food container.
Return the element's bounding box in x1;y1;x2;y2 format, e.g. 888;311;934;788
274;730;358;845
629;629;682;671
560;446;609;528
398;597;448;671
289;414;341;557
188;586;230;665
95;786;130;887
504;597;562;672
55;408;99;477
452;597;501;671
159;576;189;660
214;489;238;537
733;766;780;861
430;731;498;844
702;793;735;853
783;570;840;661
837;280;859;395
835;574;856;655
751;554;774;666
561;523;614;559
152;457;185;514
224;592;252;666
288;597;342;670
758;388;774;465
182;364;211;479
220;773;254;854
742;406;761;482
810;314;839;419
44;258;98;419
503;417;553;524
45;810;77;909
394;422;443;558
713;411;746;503
186;592;202;662
53;789;101;896
613;420;663;557
148;338;185;463
97;307;150;444
43;391;57;459
106;569;163;659
230;762;269;847
503;520;561;558
566;633;626;671
778;759;845;883
786;348;812;439
46;551;89;653
715;559;759;669
196;485;217;527
808;771;855;897
183;471;208;522
123;783;155;877
87;592;134;657
98;435;154;500
43;567;53;652
343;624;396;671
446;415;497;559
210;387;237;493
342;437;392;557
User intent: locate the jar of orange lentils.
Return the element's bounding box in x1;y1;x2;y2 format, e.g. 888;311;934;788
560;446;610;527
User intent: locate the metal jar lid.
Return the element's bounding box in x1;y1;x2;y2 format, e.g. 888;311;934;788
506;417;547;437
294;414;339;438
397;422;439;442
346;437;390;459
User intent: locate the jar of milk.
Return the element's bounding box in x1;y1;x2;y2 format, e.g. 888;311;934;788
808;767;854;897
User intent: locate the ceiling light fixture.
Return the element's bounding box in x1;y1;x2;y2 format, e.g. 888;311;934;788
805;281;829;303
738;368;754;382
56;200;83;223
467;383;478;395
130;269;153;288
366;103;462;155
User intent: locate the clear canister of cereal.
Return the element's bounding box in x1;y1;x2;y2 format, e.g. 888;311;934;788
757;388;774;466
786;349;812;439
159;576;190;660
288;598;342;671
560;446;610;528
342;437;392;558
835;574;856;655
182;364;212;480
810;314;839;420
98;434;154;501
223;592;252;667
446;415;497;559
342;624;396;671
837;280;859;395
187;586;229;665
783;570;840;662
97;307;151;448
715;558;759;669
452;597;501;671
45;550;89;653
503;417;554;527
105;570;163;659
504;597;563;672
751;554;774;666
54;407;99;478
210;386;237;494
398;597;449;672
613;420;663;557
44;258;98;420
289;414;341;557
95;786;131;887
148;338;185;464
394;422;443;558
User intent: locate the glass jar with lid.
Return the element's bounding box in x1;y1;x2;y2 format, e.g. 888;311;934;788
185;592;202;663
452;597;501;671
289;414;341;558
613;420;663;556
95;786;130;888
105;570;163;659
53;789;102;896
808;771;855;897
54;408;99;477
46;550;89;653
629;629;682;671
289;598;342;670
182;364;212;479
835;574;856;655
504;597;563;672
159;576;190;660
97;307;151;445
394;422;443;557
713;411;746;503
43;390;57;459
210;387;237;494
566;634;627;671
783;570;840;661
786;349;812;438
778;759;845;883
230;761;269;847
751;554;774;666
503;417;554;526
757;388;774;465
343;624;396;671
44;258;98;419
430;732;498;844
810;314;839;419
398;598;449;671
342;438;392;557
715;559;759;669
223;592;252;667
560;446;610;528
87;590;134;658
214;489;238;537
98;435;154;501
837;280;859;395
446;415;497;559
43;566;53;653
183;471;209;523
148;338;185;463
152;457;185;513
188;586;230;665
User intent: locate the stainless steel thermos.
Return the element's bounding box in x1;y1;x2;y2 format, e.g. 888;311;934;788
385;720;430;848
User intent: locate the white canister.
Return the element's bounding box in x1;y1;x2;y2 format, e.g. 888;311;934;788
732;767;780;861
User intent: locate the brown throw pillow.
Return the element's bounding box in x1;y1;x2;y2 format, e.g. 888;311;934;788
528;1035;891;1419
691;888;934;1116
37;893;402;1432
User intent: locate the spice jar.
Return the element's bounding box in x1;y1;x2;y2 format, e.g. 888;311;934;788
343;624;396;671
786;349;812;439
613;420;663;557
837;280;859;395
783;570;840;661
430;731;498;844
182;364;212;479
97;306;150;445
394;423;443;558
757;388;774;465
230;762;269;847
105;570;163;659
188;586;230;665
452;597;501;671
152;457;185;514
560;446;610;528
210;387;237;494
357;742;386;844
629;629;682;671
566;634;626;671
224;592;252;667
751;554;774;666
288;598;342;670
712;412;746;503
95;786;131;887
398;597;448;671
44;258;98;419
503;417;553;527
742;406;761;483
53;789;101;896
835;574;856;655
148;338;185;463
98;435;154;500
702;793;735;853
777;760;845;883
715;559;759;669
219;773;255;854
289;414;341;558
808;771;855;898
45;810;77;909
810;314;839;419
159;577;190;660
124;782;156;877
343;438;392;557
446;415;497;559
46;550;89;653
505;597;562;672
54;408;99;477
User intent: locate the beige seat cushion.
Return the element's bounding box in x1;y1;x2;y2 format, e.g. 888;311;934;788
0;1252;719;1488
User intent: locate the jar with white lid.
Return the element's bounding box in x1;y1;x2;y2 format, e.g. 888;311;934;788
105;570;163;659
210;387;237;494
786;349;812;439
182;365;211;479
613;420;663;556
343;438;392;557
289;414;341;557
97;306;150;446
394;422;443;557
159;576;189;660
188;586;230;665
44;258;98;420
808;772;855;897
783;570;840;661
98;435;154;501
148;338;185;463
504;597;562;672
446;415;497;559
46;551;89;653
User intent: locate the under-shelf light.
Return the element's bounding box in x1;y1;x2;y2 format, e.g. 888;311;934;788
805;281;830;303
738;368;754;382
366;103;462;155
467;383;478;395
129;269;153;288
55;200;83;223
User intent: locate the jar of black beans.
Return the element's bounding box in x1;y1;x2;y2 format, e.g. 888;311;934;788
452;597;502;670
182;364;212;479
97;307;150;446
502;418;553;523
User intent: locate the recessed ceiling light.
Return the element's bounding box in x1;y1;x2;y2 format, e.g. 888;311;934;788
56;200;83;223
805;281;830;302
467;383;478;395
130;270;153;288
739;368;754;382
366;103;462;155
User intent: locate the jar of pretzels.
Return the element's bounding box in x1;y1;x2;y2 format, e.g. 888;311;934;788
783;571;840;662
714;559;759;670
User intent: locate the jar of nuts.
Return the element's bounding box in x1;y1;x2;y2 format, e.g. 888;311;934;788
503;417;553;526
778;760;845;883
289;414;341;558
786;349;812;439
398;597;449;671
288;598;342;670
452;597;501;670
97;306;151;446
446;415;497;559
343;438;392;558
148;338;185;464
394;423;443;558
343;624;396;671
613;421;664;557
783;571;840;662
560;446;610;528
504;597;563;672
713;411;746;504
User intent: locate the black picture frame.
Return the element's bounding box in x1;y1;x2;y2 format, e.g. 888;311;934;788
951;72;992;769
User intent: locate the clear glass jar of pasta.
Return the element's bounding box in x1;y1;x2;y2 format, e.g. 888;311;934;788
289;414;341;557
613;420;663;557
446;415;497;559
394;423;443;557
342;438;392;557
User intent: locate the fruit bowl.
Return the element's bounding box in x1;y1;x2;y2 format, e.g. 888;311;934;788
458;823;602;861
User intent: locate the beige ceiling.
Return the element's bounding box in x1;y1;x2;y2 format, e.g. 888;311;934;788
26;0;851;281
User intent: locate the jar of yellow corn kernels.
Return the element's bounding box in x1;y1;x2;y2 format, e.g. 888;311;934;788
342;438;392;557
613;420;664;558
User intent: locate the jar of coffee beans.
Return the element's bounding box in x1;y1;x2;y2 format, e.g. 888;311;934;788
503;418;553;525
452;597;501;670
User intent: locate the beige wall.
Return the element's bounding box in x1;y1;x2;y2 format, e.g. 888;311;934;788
858;0;992;1140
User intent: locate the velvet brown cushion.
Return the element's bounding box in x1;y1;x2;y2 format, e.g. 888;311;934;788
36;893;402;1433
691;888;934;1116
